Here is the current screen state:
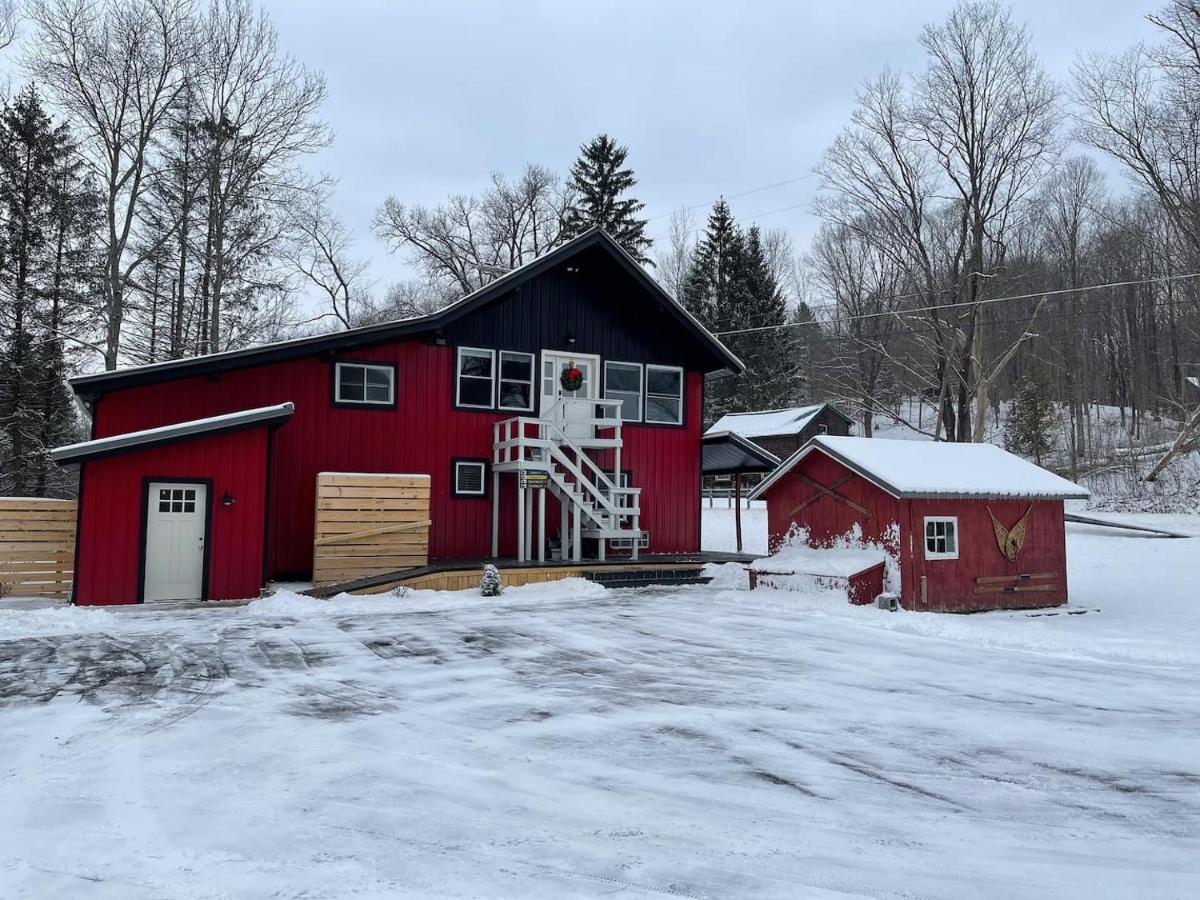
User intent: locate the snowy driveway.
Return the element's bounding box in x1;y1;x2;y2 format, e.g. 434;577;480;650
2;551;1199;897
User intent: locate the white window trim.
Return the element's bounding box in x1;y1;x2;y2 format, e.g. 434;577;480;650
604;360;644;422
923;516;959;560
334;361;395;406
456;347;496;409
453;460;487;497
497;350;536;412
644;364;684;425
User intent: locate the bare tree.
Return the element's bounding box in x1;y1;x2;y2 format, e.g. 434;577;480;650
288;186;372;329
914;0;1059;441
654;206;693;298
374;164;572;297
188;0;329;352
25;0;194;370
810;220;905;436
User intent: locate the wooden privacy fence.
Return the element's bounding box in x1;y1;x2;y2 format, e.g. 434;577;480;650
312;473;431;586
0;497;77;599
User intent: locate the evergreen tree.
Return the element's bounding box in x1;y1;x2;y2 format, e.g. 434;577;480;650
0;86;93;497
563;134;652;263
1005;371;1058;465
680;202;796;423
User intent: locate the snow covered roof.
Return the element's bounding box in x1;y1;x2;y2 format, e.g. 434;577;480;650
750;435;1090;501
51;403;295;465
705;404;849;440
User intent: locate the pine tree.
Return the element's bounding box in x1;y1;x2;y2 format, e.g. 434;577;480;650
0;86;92;497
681;203;796;422
1005;371;1058;465
563;134;652;263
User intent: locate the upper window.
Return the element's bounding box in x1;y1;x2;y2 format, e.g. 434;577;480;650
645;365;684;425
456;347;495;409
604;361;643;422
498;351;535;411
335;362;395;406
817;422;828;435
924;516;959;560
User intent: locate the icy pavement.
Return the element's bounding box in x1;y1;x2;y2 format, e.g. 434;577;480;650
0;526;1198;897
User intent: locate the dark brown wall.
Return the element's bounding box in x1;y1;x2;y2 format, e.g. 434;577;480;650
748;407;852;460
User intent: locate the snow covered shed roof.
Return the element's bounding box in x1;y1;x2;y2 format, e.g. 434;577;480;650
51;403;295;465
705;404;851;439
749;435;1090;501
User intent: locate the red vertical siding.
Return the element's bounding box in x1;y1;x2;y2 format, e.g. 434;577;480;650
902;497;1067;612
763;453;901;552
90;344;703;576
75;426;270;605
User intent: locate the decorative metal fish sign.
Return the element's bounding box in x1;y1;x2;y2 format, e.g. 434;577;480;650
988;503;1033;562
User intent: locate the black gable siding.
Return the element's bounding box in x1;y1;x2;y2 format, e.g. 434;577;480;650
438;246;711;369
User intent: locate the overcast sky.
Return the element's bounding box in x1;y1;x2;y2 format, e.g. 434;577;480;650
263;1;1158;295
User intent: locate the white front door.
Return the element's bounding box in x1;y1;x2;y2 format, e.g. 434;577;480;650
540;350;600;439
144;482;207;602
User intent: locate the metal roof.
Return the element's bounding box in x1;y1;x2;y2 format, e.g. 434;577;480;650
70;229;743;399
51;403;295;465
750;435;1090;501
701;431;782;475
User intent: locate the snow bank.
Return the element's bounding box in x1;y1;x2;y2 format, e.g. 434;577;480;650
247;577;607;618
0;604;123;640
751;524;899;589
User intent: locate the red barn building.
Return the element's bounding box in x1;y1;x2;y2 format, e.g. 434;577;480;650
51;229;744;605
749;436;1089;612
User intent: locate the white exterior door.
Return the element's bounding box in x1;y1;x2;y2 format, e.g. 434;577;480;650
540;351;600;439
144;482;207;602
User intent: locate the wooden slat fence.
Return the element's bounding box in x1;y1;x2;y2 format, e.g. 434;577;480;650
0;497;77;599
312;473;430;586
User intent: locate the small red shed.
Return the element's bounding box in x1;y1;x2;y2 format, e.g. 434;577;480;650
749;436;1090;612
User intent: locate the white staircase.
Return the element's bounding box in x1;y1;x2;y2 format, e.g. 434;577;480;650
492;398;644;563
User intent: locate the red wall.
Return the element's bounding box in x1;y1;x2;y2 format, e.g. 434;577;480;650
75;426;270;605
764;453;901;553
762;449;1069;612
900;497;1068;613
91;342;703;577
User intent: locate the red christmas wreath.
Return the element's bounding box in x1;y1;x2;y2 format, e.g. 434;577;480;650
560;363;583;392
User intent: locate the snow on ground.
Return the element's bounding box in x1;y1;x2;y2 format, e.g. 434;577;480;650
701;496;768;555
1;517;1198;897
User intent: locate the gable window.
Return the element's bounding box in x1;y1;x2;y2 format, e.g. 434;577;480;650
924;516;958;560
645;365;684;425
334;362;395;406
604;361;643;422
452;458;488;497
498;351;535;411
456;347;495;409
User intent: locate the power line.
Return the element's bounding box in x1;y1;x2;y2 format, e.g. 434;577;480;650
645;173;816;223
713;270;1200;337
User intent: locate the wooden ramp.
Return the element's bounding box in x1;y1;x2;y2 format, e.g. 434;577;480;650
1064;512;1192;539
312;473;431;586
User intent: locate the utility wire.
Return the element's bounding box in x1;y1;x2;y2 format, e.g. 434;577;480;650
645;173;816;222
713;270;1200;336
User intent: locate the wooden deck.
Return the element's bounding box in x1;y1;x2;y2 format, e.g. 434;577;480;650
305;551;759;598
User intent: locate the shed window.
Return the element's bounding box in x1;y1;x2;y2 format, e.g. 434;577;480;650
158;488;197;514
604;361;643;422
645;365;683;425
335;362;395;406
456;347;495;409
498;351;535;411
924;516;958;560
452;459;488;497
